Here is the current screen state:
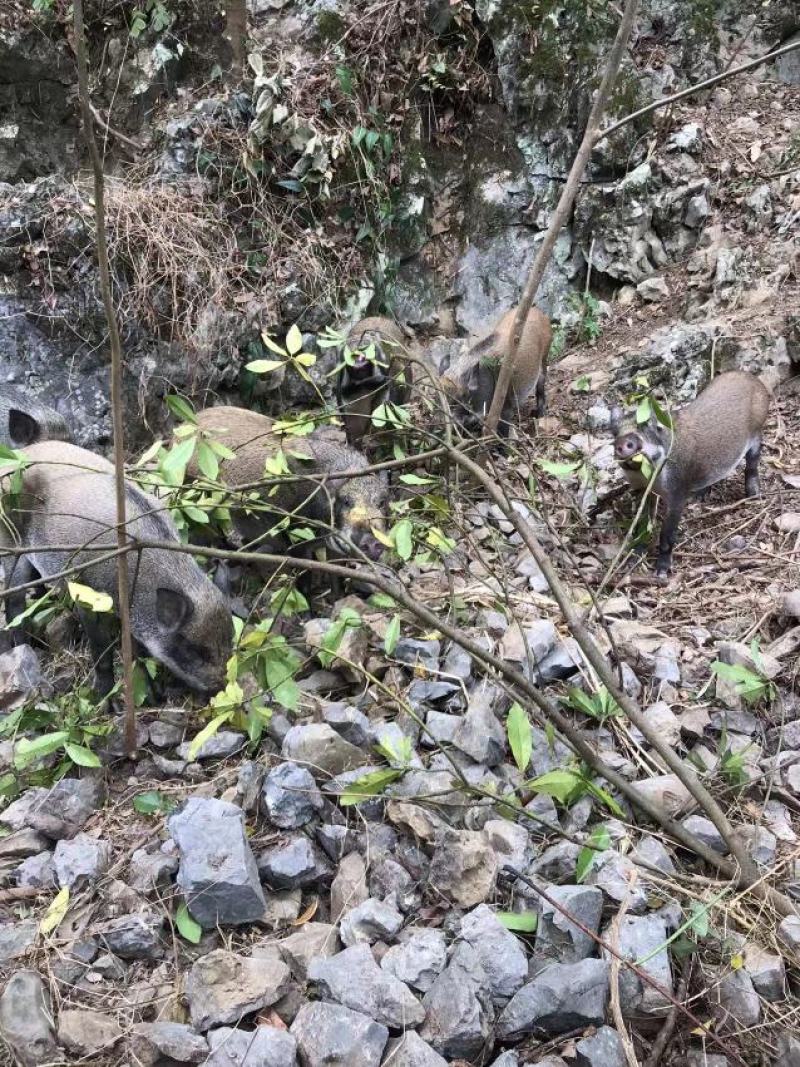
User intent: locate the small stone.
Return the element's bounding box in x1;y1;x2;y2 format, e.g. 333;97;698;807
282;723;365;778
585;852;647;913
262;762;324;829
636;276;670;302
94;911;164;960
668;122;702;153
0;645;44;710
340;897;403;947
186;949;290;1031
0;970;58;1066
393;638;440;673
177;730;244;760
484;818;531;871
0;827;50;859
740;824;777;867
497;959;609;1039
291;1001;388;1067
443;643;472;682
420;942;494;1059
130;1022;208;1065
383;1032;448;1067
15;850;56;889
310;943;425;1028
206;1025;298;1067
53;832;110;888
604;914;672;1015
58;1009;122;1056
316;823;358;862
534;885;603;965
777;1034;800;1067
680;815;729;855
279;922;340;980
331;850;368;921
743;942;785;1001
459;904;528;1002
0;921;37;961
641;702;680;747
713;968;761;1028
323;703;371;746
262;889;302;929
304;617;368;681
530;841;581;883
429;828;497;907
451;685;506;766
148;717;184;749
381;928;448;993
685;1053;728;1067
168;796;266;929
629;774;692;816
258;835;330;889
370;857;417;911
536;638;581;682
575;1026;626;1067
129;847;179;892
631;835;675;874
685;193;709;229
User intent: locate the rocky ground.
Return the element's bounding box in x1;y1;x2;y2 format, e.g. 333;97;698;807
2;2;800;1066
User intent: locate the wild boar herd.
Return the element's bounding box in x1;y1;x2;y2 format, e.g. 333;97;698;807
0;305;773;701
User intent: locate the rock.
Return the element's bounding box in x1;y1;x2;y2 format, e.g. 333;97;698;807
58;1009;122;1056
459;904;528;1003
534;885;603;965
370;857;417;911
530;841;582;883
129;847;179;892
488;1055;521;1067
680;815;729;855
383;1032;448;1066
0;644;44;709
641;702;681;747
291;1001;388;1067
340;897;404;947
429;828;497;907
15;850;56;889
631;836;675;874
484;818;531;872
714;968;761;1029
186;950;290;1031
262;890;303;929
393;638;440;673
775;34;800;85
168;796;266;929
716;640;780;681
0;921;37;961
262;763;324;829
777;1034;800;1067
381;928;448;993
419;942;494;1059
778;914;800;953
685;1055;728;1067
129;1022;209;1065
499;621;557;669
743;942;785;1002
331;850;369;921
497;959;609;1039
451;685;507;766
177;730;245;760
668;123;702;153
0;826;51;858
604;914;672;1015
148;717;184;749
53;832;111;888
637;276;670;302
21;776;105;840
94;911;164;960
279;922;340;980
282;723;365;778
685;193;709;229
740;824;777;867
305;617;369;682
309;943;425;1028
629;774;692;817
536;638;582;682
585;852;647;913
258;835;330;889
323;703;371;746
0;970;58;1066
575;1026;626;1067
206;1026;298;1066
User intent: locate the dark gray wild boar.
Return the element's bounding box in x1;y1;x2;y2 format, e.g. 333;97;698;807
335;316;412;449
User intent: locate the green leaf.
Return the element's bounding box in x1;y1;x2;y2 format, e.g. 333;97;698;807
64;742;101;768
527;768;582;806
40;886;69;936
336;64;355;95
187;711;233;761
496;911;538;933
635;397;652;424
710;661;769;704
369;593;396;609
67;581;113;613
507;702;532;774
246;358;285;374
196;440;220;481
650;398;673;430
565;687;600;717
166;394;197;424
384;614;401;657
392;518;414;561
14;731;69;768
537;458;582;479
339;768;403;806
5;589;56;629
399;473;436;486
161;435;196;487
133;790;173;815
576;824;612;882
176;902;203;944
285;324;303;356
687;902;710;939
294;352;316;368
584;779;625;818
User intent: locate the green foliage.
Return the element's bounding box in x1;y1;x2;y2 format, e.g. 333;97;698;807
338;768;403;806
506;703;533;774
564;685;621;722
576;824;611;882
176;902;203;944
318;607;362;669
526;767;623;817
133;790;176;816
568;292;602;344
129;0;174;38
710;659;774;706
246;325;317;383
497;911;538;934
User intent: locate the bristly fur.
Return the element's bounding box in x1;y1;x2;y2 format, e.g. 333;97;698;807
337;316;412;449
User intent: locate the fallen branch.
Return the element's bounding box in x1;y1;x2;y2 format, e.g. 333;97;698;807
73;0;137;757
483;0;640;435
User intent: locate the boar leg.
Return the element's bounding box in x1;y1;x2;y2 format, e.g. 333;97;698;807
4;555;39;646
655;492;687;578
744;436;762;498
533;368;547;418
75;605;117;700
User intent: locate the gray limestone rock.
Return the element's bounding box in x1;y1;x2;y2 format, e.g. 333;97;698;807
206;1026;298;1066
94;911;165;960
381;928;448;993
177;730;245;761
534;885;603;965
777;1033;800;1067
586;852;647;913
603;914;672;1015
282;723;366;778
680;815;729;855
743;942;785;1002
331;850;369;921
290;1001;388;1067
278;922;341;980
186;949;290;1031
383;1032;448;1067
258;835;331;890
713;968;761;1028
575;1026;626;1067
15;850;56;889
58;1009;122;1057
497;959;609;1039
631;836;675;874
429;828;497;907
322;703;371;747
0;921;37;962
340;897;404;947
458;904;528;1003
262;763;324;829
129;1022;209;1065
0;644;44;710
21;776;105;840
393;639;440;673
129;847;179;893
309;943;425;1028
53;832;111;889
419;942;494;1060
0;970;58;1067
168;796;266;929
451;685;506;766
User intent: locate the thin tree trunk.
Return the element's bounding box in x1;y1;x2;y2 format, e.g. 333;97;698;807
225;0;248;80
73;0;138;756
483;0;641;436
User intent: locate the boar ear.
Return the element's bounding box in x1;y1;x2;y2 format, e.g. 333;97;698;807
156;587;191;632
8;409;40;447
608;404;624;435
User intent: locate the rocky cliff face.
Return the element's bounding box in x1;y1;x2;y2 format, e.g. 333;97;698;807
0;0;798;447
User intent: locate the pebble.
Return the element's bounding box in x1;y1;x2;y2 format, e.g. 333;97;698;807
257;835;330;889
604;914;672;1015
129;1022;209;1065
95;911;165;960
383;1032;448;1066
53;832;111;889
262;762;324;829
58;1009;122;1056
534;884;603;965
429;828;497;907
186;950;290;1031
459;904;528;1003
282;722;366;777
278;922;341;980
575;1026;626;1067
381;928;448;993
206;1025;298;1066
340;896;404;947
713;968;761;1028
497;958;609;1039
419;942;495;1059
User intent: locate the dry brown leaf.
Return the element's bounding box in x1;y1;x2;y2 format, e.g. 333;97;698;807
292;898;319;926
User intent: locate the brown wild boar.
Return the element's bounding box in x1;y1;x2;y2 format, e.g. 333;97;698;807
1;441;231;698
440;305;552;436
335;316;412;449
